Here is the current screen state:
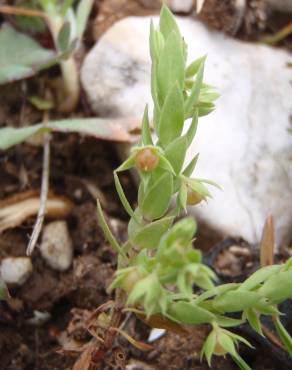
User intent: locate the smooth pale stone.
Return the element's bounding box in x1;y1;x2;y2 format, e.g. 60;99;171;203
81;16;292;246
40;221;73;271
148;328;166;342
266;0;292;13
166;0;194;13
1;257;33;285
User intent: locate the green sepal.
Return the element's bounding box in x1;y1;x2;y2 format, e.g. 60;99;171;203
244;308;263;336
115;153;136;172
201;330;216;366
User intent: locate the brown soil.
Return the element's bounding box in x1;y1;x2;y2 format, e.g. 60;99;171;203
0;1;291;370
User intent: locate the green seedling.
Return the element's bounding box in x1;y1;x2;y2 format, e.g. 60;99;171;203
96;6;292;370
0;0;94;112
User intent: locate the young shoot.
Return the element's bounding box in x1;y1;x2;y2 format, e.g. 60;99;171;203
97;6;292;370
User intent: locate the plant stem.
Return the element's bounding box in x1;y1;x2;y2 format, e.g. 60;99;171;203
48;15;80;113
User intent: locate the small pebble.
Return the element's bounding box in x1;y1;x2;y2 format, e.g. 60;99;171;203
148;328;166;342
166;0;194;13
40;221;73;271
0;257;33;285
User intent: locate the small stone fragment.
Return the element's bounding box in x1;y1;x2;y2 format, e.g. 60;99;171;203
0;257;33;285
40;221;73;271
165;0;194;14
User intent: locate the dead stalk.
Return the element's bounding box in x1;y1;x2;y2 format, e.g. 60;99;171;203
27;113;51;255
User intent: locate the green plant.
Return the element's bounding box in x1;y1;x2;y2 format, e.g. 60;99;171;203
0;0;93;112
96;6;292;369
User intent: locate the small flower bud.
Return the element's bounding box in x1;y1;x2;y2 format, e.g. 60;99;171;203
135;148;159;172
213;341;228;356
122;268;144;293
186;188;205;205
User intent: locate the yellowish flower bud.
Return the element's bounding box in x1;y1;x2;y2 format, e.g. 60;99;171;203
186;188;205;205
135;148;159;172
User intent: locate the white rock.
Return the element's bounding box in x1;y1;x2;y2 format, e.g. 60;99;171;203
0;257;33;285
81;17;292;246
266;0;292;13
166;0;194;13
148;328;166;342
40;221;73;271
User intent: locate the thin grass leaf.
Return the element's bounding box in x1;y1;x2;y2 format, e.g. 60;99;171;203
274;316;292;355
96;200;126;258
114;172;137;221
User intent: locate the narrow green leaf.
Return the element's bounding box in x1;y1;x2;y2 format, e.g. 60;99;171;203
131;216;174;249
215;315;244;328
232;355;253;370
116;154;136;172
0;118;135;151
186;56;206;78
178;182;188;211
274;316;292;355
158;82;184;146
96;200;126;258
57;21;71;53
141;105;153;146
157;31;185;104
239;265;281;291
259;270;292;303
212;291;263;313
218;332;237;356
159;5;180;39
157;153;176;175
114;172;137;220
184;58;205;118
165;136;188;174
142;171;173;220
0;24;56;84
183;154;199;177
167;301;215;325
185;110;198;146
